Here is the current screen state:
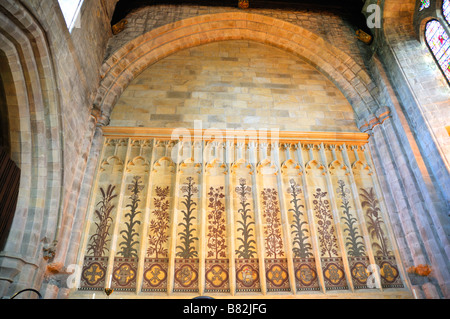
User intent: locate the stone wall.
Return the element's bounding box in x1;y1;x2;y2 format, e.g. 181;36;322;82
110;40;358;132
105;4;370;68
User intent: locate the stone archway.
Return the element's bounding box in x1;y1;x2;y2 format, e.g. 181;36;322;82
94;12;382;126
0;0;63;297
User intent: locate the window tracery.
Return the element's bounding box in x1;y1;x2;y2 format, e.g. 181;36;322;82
443;0;450;24
419;0;430;11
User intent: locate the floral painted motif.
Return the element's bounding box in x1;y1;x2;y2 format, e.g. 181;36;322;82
176;177;199;259
313;188;338;257
287;179;313;258
261;188;284;258
206;186;227;259
359;187;392;257
336;180;365;257
118;176;144;259
235;178;257;259
87;185;117;257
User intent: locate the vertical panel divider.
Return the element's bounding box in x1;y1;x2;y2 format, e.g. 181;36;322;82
362;144;408;288
298;143;326;293
167;140;183;295
79;129;412;299
199;140;207;296
225;141;236;296
250;141;266;295
319;142;353;292
136;138;156;295
106;138;132;291
273;142;296;294
341;143;382;291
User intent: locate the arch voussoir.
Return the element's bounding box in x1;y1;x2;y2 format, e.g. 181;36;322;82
96;12;379;123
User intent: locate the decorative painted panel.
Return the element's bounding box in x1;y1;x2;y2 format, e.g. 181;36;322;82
232;156;261;293
327;145;371;289
305;144;348;290
281;145;320;292
257;156;291;292
204;143;230;293
111;140;151;292
351;145;404;289
77;128;407;297
173;157;201;293
142;145;175;293
80;139;127;291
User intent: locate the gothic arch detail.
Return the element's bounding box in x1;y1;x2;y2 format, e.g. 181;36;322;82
94;12;381;125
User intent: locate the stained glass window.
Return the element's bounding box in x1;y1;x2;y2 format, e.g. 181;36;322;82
419;0;430;11
444;0;450;24
425;20;450;83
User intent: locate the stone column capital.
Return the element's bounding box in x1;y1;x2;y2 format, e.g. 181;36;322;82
90;105;110;128
358;106;392;134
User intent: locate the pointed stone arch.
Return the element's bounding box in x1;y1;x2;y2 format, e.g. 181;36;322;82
94;12;380;126
0;0;63;297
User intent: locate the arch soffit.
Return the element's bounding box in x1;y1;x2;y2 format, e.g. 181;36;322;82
96;12;379;124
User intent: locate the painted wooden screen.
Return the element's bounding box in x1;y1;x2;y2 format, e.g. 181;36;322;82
77;128;408;297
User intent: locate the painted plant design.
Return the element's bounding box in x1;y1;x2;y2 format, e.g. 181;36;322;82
87;184;117;257
118;176;144;258
287;179;313;258
235;178;257;259
313;188;338;258
336;180;365;257
261;188;284;259
176;177;199;259
206;186;227;259
147;186;170;258
360;187;392;256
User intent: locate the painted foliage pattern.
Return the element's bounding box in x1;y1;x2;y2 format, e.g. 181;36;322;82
80;184;117;290
359;187;402;288
174;176;199;292
286;179;320;291
261;187;290;291
206;186;227;259
313;188;338;257
148;186;171;258
312;187;348;290
87;185;117;257
234;178;260;292
205;186;229;292
336;179;370;289
80;138;406;295
112;175;145;291
143;185;171;292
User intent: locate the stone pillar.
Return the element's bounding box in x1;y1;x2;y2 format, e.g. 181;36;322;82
0;253;23;297
360;107;450;298
40;108;107;299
